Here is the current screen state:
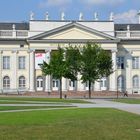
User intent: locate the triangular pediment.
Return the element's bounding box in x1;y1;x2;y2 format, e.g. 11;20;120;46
29;22;117;41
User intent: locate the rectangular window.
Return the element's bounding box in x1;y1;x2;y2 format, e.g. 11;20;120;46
3;56;10;69
132;57;139;69
117;57;124;69
18;56;25;69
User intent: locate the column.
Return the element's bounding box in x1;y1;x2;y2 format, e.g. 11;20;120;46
126;51;132;93
12;50;17;91
94;81;101;91
109;50;117;91
0;51;2;92
29;50;35;92
77;74;85;91
62;78;67;91
45;50;51;92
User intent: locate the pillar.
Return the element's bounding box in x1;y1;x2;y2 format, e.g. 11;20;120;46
109;50;117;91
0;51;2;92
12;50;17;91
126;51;132;93
94;81;101;91
29;50;35;92
45;50;51;92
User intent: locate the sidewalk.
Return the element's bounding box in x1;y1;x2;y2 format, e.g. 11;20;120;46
72;99;140;115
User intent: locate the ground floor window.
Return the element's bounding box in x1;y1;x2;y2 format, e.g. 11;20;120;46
36;76;43;91
3;76;10;89
133;75;139;88
117;75;124;89
69;80;76;90
52;79;59;88
19;76;26;88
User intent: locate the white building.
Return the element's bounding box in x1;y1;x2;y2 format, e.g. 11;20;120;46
0;12;140;94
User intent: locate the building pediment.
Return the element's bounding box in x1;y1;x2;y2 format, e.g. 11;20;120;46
29;22;119;42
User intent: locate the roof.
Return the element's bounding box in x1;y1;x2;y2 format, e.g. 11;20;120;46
0;22;29;30
115;24;140;31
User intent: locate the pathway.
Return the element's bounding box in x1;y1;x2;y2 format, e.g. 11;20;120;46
73;99;140;115
0;99;139;115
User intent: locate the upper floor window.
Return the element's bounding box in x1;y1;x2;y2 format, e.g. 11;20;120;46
3;56;10;69
117;57;124;69
3;76;10;89
132;57;139;69
18;56;25;69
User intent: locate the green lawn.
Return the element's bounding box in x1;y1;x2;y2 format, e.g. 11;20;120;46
0;100;66;104
0;97;89;103
0;108;139;140
0;106;73;111
113;98;140;104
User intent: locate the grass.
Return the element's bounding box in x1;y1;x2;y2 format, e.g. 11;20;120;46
0;97;89;103
0;100;65;104
0;108;139;140
112;98;140;104
0;106;73;111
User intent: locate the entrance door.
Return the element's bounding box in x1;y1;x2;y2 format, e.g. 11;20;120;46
37;76;43;91
100;78;107;91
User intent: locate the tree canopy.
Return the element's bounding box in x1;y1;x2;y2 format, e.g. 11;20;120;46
80;43;113;98
41;43;113;99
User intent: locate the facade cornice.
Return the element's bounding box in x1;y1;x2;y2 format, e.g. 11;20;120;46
28;39;120;44
119;39;140;44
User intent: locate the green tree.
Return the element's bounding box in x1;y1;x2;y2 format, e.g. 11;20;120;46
41;47;80;99
80;43;113;98
41;47;67;99
65;46;81;81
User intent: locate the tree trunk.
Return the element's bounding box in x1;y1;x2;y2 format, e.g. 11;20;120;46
59;78;62;99
88;81;91;99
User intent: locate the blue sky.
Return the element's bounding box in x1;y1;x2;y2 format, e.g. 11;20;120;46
0;0;140;23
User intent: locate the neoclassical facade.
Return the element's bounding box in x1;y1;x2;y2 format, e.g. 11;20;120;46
1;13;140;94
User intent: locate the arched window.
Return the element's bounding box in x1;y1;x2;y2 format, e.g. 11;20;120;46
133;75;139;88
3;76;10;89
117;75;124;89
19;76;26;88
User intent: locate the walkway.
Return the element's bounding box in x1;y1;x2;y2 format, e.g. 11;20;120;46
0;99;140;115
73;99;140;115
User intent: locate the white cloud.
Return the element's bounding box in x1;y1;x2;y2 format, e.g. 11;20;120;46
39;0;72;8
81;0;125;6
114;9;138;23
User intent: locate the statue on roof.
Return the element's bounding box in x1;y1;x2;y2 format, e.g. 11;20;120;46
61;12;65;20
45;12;49;20
79;12;83;20
94;12;98;21
30;11;34;20
110;12;114;21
